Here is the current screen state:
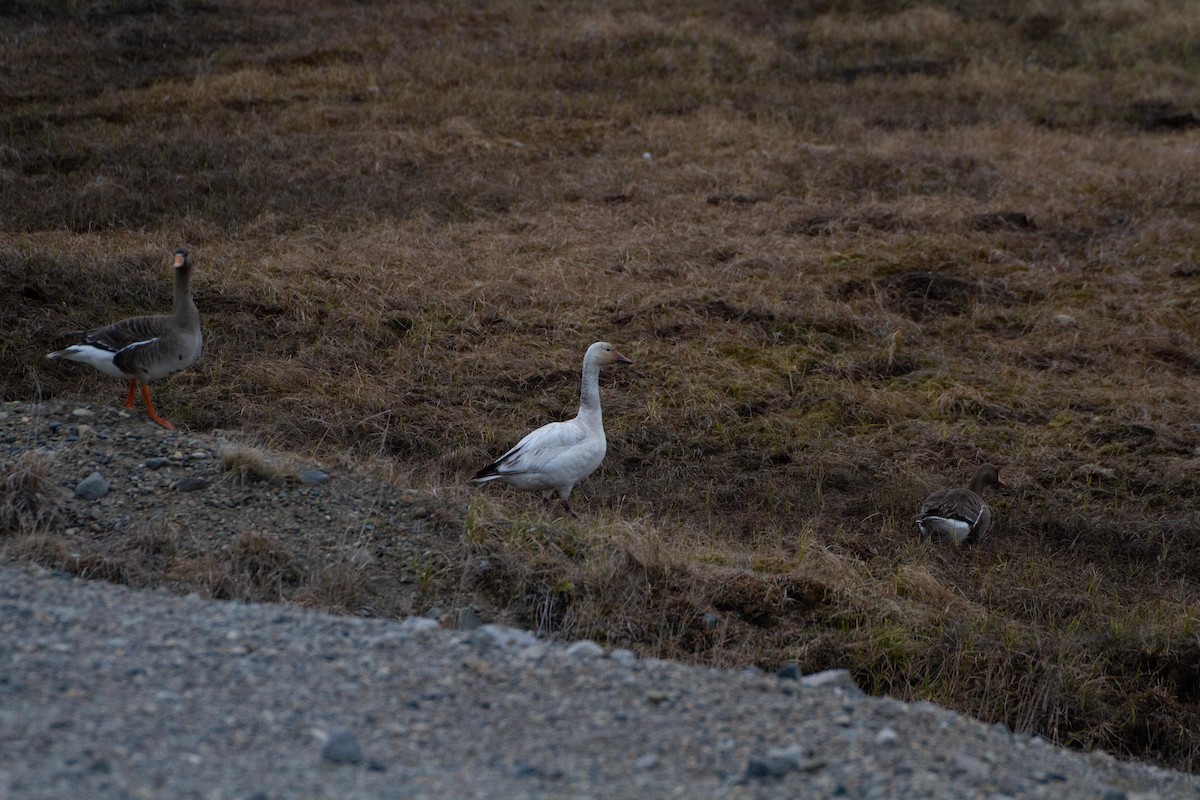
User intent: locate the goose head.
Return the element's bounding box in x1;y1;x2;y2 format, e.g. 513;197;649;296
587;341;633;366
969;464;1005;494
172;248;190;270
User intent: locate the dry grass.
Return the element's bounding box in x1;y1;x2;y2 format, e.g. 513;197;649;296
0;451;67;536
219;441;300;484
3;0;1200;772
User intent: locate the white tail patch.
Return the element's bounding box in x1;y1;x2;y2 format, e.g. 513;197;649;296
46;344;130;379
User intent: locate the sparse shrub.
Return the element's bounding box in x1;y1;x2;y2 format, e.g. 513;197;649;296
0;451;66;537
229;531;302;599
220;442;296;484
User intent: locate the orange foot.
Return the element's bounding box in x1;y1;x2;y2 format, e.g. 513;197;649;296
123;379;137;409
140;384;175;431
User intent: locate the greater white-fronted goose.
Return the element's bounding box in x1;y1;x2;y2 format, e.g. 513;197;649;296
47;248;202;431
473;341;633;515
915;464;1004;546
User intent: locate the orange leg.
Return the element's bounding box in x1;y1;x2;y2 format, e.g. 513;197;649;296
140;384;175;431
123;379;138;409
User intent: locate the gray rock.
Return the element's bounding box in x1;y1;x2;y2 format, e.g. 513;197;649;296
800;668;861;695
74;472;110;501
474;624;539;649
145;458;171;470
875;727;900;746
609;649;638;666
634;753;660;771
953;752;990;777
456;607;482;631
176;477;208;492
746;745;813;781
298;469;331;486
700;612;720;630
321;730;364;764
776;662;801;680
398;617;440;633
564;639;604;659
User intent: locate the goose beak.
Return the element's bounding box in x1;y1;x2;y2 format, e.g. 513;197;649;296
173;253;186;268
613;350;633;365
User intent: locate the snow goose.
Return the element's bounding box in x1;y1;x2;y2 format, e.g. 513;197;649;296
915;464;1004;546
47;248;203;431
473;341;633;515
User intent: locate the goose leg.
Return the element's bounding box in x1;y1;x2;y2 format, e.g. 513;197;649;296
559;496;576;518
123;379;138;409
140;385;175;431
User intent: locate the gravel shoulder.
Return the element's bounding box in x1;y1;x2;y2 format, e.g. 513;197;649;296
2;563;1198;800
2;400;1199;799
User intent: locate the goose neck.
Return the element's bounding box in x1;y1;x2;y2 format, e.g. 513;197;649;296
577;356;604;425
173;264;199;326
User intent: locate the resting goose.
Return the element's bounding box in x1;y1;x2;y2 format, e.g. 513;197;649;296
915;464;1004;546
473;341;633;515
47;247;202;431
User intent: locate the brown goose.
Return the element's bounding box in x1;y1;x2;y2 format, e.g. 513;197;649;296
915;464;1004;546
47;248;203;431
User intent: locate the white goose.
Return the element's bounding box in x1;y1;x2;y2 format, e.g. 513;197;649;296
473;341;633;515
915;464;1005;546
47;248;203;431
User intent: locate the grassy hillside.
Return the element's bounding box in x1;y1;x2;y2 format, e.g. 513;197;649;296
3;0;1200;771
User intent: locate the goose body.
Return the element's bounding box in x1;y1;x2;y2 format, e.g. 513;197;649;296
474;341;632;514
47;248;202;431
916;464;1003;546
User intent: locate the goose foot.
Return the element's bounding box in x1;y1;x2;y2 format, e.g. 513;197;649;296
123;379;137;409
140;385;175;431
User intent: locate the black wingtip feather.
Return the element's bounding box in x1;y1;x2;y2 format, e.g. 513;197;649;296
472;461;501;481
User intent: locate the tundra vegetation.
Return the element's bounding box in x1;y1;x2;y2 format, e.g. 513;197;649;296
2;0;1199;772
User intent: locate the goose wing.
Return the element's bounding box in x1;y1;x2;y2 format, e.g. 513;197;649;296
474;419;593;480
917;487;985;526
79;314;170;354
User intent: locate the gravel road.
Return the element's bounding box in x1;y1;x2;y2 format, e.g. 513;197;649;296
1;563;1196;800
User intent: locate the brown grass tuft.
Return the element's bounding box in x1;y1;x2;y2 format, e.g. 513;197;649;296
219;441;299;484
0;451;67;536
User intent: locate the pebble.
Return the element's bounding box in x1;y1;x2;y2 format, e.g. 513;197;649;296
608;649;638;666
298;469;331;485
321;730;364;764
875;727;900;746
953;752;990;777
564;640;604;659
145;458;171;470
71;408;94;417
700;612;720;630
800;669;861;695
634;753;660;771
398;618;440;634
75;471;110;501
776;662;801;681
456;607;482;631
473;624;539;649
177;477;208;492
745;744;815;781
